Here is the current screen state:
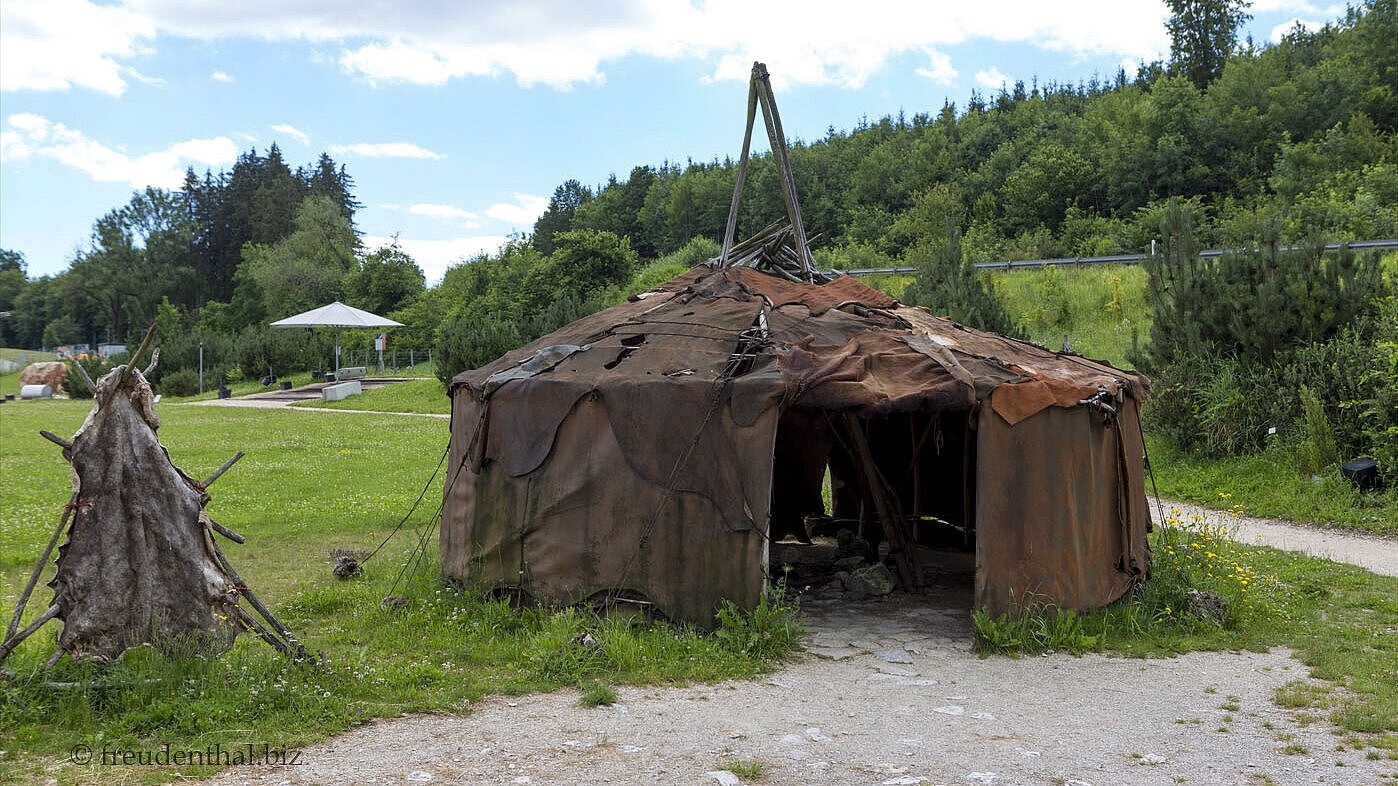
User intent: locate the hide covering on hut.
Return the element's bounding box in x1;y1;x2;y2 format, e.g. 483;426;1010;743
443;266;1152;625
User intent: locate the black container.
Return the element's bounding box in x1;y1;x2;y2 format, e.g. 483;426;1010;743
4;394;13;401
218;386;232;399
311;370;323;380
1341;457;1381;492
280;380;293;391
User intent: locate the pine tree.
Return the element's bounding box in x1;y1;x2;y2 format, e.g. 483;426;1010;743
1167;0;1252;88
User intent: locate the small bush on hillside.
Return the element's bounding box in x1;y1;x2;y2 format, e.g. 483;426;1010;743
157;368;201;397
902;224;1020;337
1138;200;1392;469
435;314;523;385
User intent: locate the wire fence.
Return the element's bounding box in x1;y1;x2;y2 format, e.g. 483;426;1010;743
339;347;433;373
829;238;1398;277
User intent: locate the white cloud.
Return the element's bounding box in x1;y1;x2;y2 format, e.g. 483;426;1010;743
914;49;957;85
272;123;309;144
1269;17;1324;42
1250;0;1342;13
974;66;1010;89
1;113;236;188
484;193;549;226
408;203;480;225
210;70;233;82
361;234;510;284
330;142;443;159
1;0;155;95
6;0;1175;94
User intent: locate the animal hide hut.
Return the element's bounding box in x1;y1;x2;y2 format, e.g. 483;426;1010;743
442;264;1153;626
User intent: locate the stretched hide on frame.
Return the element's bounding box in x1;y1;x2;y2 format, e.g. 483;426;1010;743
51;366;238;661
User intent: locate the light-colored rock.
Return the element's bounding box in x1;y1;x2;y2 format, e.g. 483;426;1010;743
705;770;740;786
807;646;860;660
875;648;913;664
847;564;897;596
19;361;67;394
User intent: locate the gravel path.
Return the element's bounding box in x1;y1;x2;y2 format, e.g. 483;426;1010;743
201;596;1387;786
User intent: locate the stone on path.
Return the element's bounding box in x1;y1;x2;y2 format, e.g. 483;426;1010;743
808;645;860;660
705;771;741;786
875;648;914;664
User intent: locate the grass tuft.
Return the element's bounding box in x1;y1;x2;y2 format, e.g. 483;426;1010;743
579;681;618;708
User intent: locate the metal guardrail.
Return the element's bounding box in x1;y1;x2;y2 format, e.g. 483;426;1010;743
829;238;1398;277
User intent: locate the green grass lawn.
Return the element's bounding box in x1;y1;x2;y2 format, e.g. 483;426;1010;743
292;378;450;414
1147;436;1397;534
0;348;57;364
0;400;798;783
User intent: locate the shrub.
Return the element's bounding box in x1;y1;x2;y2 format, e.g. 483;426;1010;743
901;224;1020;337
235;326;323;379
1141;202;1384;370
62;354;125;399
157;368;201;398
434;314;523;385
1297;386;1339;474
1138;201;1391;460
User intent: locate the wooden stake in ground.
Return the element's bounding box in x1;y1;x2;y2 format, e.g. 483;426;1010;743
0;325;300;666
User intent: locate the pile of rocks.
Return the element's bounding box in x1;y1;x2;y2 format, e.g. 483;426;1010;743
771;529;900;603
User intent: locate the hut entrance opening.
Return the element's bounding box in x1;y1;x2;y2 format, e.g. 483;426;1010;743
767;406;978;607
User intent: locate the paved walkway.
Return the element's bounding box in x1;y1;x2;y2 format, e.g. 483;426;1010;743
175;377;449;419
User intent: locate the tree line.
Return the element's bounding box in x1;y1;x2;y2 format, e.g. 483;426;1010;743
0;0;1392;418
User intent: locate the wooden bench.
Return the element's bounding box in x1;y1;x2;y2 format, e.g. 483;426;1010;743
336;366;366;381
322;380;362;402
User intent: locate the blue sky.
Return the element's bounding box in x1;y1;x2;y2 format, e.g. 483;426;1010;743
0;0;1339;283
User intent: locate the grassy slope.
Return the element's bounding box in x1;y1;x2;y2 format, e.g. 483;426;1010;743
0;349;57;363
988;263;1149;370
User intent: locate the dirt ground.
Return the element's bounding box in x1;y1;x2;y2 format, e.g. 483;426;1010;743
196;503;1396;786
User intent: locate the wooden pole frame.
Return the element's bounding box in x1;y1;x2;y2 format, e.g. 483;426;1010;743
717;62;817;281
